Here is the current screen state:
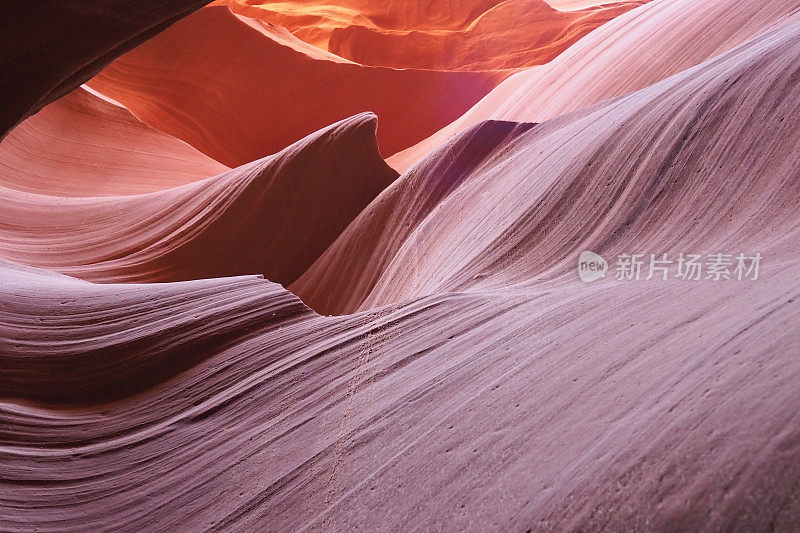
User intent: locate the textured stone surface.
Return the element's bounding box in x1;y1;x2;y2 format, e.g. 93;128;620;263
1;1;800;531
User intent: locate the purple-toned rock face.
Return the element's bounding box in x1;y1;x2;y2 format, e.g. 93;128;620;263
3;0;800;531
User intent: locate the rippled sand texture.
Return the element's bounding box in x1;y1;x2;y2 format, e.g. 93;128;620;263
2;0;800;531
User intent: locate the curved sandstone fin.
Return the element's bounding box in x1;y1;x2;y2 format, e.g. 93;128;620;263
292;119;537;314
0;113;398;285
0;87;228;196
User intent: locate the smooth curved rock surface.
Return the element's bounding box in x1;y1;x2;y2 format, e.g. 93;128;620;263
0;259;310;404
0;87;227;196
309;18;800;311
0;114;397;284
291;119;538;315
545;0;622;9
389;0;800;170
87;5;506;166
227;0;645;70
2;0;800;531
222;0;644;61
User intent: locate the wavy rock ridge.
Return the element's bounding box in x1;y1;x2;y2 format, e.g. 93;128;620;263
390;0;800;170
0;113;397;285
0;87;227;197
87;5;506;166
226;0;647;70
2;0;800;531
86;1;645;165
